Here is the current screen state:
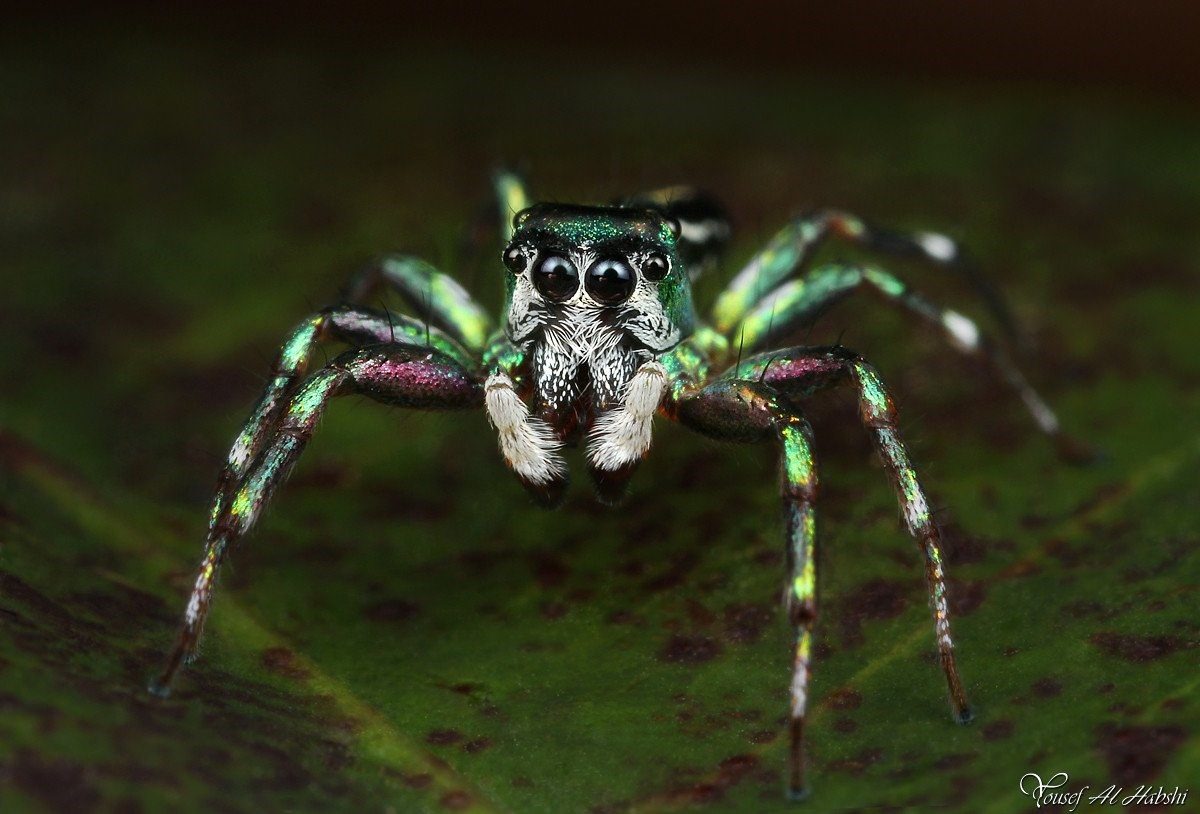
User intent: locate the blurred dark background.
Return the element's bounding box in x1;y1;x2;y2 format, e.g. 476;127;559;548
11;1;1200;98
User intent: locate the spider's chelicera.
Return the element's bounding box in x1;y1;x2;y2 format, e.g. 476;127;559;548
155;171;1079;799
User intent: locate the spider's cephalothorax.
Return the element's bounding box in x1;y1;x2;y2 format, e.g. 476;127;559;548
490;202;698;504
155;170;1086;799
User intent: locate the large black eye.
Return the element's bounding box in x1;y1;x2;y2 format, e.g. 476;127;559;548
586;257;635;304
532;253;579;302
502;246;525;274
642;252;670;281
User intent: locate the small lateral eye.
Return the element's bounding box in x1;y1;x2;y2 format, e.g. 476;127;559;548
642;252;670;281
502;246;525;274
586;257;635;304
532;253;579;302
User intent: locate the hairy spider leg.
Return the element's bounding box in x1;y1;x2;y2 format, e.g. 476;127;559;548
778;414;819;800
711;210;1018;344
670;377;821;799
206;306;474;537
341;255;493;352
494;168;531;244
668;345;971;797
730;346;973;722
155;344;483;694
728;262;1082;457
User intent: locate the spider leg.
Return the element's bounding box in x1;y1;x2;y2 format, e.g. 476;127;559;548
669;345;974;797
493;167;531;243
341;255;493;352
669;378;819;799
728;262;1087;460
724;345;973;719
207;306;474;538
155;344;482;694
711;210;1017;344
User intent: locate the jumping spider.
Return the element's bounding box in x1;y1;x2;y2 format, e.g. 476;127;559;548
156;171;1081;799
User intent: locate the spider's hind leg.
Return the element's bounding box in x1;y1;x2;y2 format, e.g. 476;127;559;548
730;262;1092;462
711;209;1017;343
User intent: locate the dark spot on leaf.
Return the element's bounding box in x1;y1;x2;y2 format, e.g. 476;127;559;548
716;754;759;784
463;737;492;754
606;609;645;626
426;729;464;746
833;717;857;733
530;552;570;588
401;773;432;789
938;523;992;565
617;559;646;577
946;578;988;615
440;790;473;810
364;598;421;623
1031;677;1063;698
1090;631;1185;662
261;647;311;681
826;747;884;776
838;578;911;646
1062;599;1105;619
748;729;777;744
982;720;1014;740
539;601;567;620
660;753;762;806
1045;537;1087;567
722;603;773;645
659;634;722;665
1094;724;1187;785
823;687;863;711
933;752;977;770
642;553;700;593
1097;683;1116;694
512;776;534;788
10;748;100;812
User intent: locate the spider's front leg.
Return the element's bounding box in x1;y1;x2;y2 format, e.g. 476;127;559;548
669;346;973;799
154;343;483;694
668;378;821;798
204;306;475;541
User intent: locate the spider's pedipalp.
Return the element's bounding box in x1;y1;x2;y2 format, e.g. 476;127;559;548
485;371;567;494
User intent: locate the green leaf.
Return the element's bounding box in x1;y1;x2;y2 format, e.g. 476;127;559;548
2;37;1198;813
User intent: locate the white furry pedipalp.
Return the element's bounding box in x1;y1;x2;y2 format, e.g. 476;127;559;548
484;372;565;484
586;361;669;472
